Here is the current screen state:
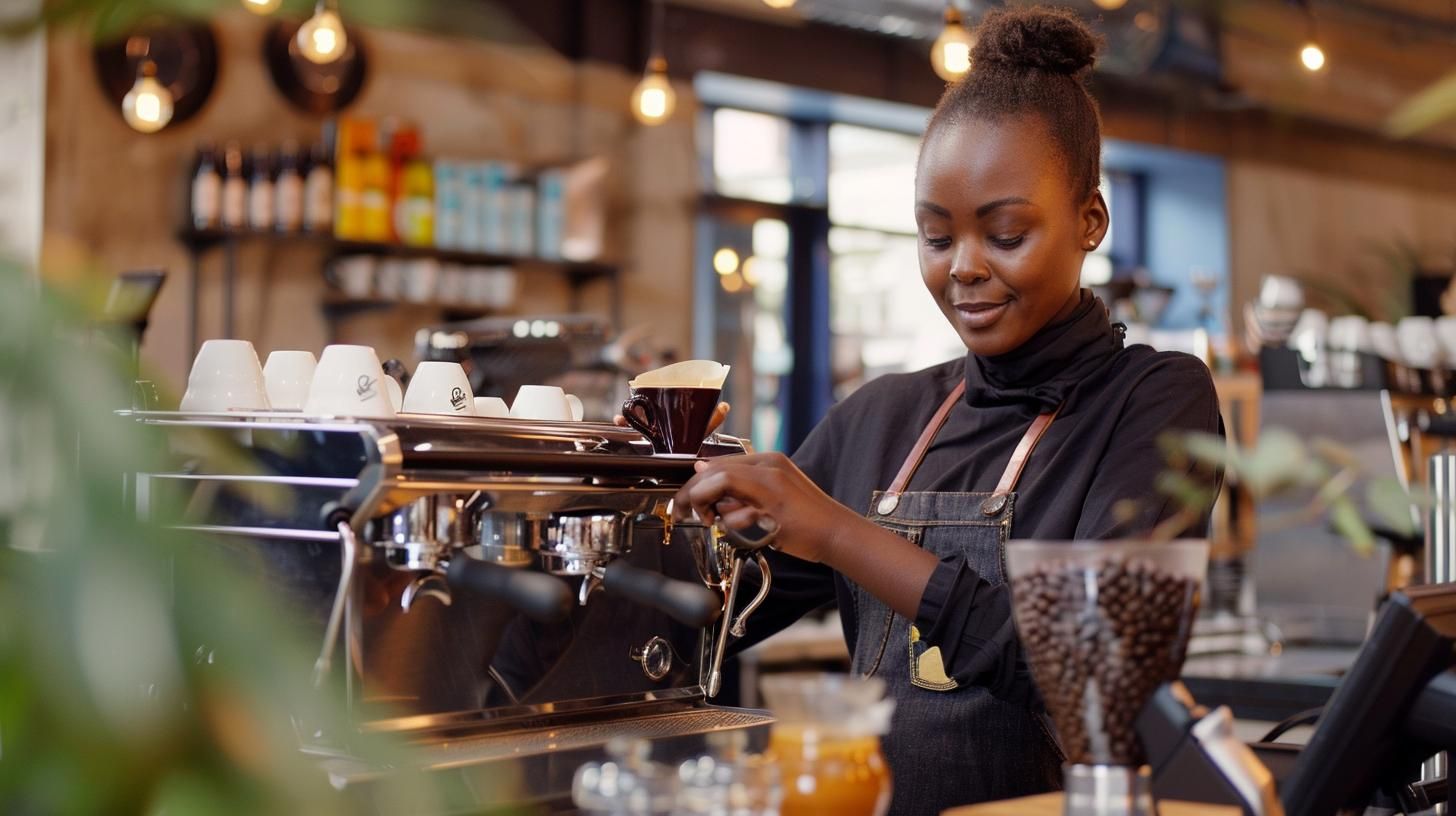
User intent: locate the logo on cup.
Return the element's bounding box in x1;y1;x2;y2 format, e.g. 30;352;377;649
450;387;467;410
356;375;378;400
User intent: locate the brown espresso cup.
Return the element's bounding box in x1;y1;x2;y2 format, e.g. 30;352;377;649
621;386;721;456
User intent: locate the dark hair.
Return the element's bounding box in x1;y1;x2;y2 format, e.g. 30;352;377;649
926;6;1104;199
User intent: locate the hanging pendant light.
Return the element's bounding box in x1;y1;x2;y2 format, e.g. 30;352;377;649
930;3;975;82
297;0;348;65
122;58;174;133
1298;0;1326;72
631;0;676;126
240;0;282;14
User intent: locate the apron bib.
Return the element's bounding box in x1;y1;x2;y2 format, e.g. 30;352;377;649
849;382;1064;815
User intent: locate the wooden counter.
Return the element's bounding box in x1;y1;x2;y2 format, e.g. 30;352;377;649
944;793;1240;815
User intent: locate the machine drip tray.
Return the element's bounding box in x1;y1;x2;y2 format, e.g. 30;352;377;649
412;705;774;769
315;703;775;804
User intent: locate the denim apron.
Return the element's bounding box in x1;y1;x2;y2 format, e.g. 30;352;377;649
852;381;1064;815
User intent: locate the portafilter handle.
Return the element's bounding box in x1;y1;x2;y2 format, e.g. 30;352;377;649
601;561;722;629
445;557;574;623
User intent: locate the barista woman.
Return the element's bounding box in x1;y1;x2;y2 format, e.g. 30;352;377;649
673;7;1223;814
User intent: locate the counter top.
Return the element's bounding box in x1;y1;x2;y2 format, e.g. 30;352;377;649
943;793;1239;815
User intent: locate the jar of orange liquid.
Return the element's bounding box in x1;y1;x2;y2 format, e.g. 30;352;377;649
760;674;894;816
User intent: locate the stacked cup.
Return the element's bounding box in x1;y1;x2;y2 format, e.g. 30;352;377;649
262;350;317;411
180;340;271;412
402;361;477;416
303;345;398;418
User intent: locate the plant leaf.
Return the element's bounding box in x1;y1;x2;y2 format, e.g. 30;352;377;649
1310;437;1360;470
1386;70;1456;139
1178;431;1237;471
1240;429;1309;496
1330;495;1376;557
1366;478;1419;537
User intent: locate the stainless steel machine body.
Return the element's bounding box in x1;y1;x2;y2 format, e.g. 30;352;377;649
122;410;774;808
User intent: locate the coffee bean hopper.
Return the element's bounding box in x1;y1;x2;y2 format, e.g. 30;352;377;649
120;409;776;810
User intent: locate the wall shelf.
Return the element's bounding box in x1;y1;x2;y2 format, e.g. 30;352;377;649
176;227;620;353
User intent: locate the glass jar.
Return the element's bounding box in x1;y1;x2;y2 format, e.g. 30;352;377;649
760;673;894;816
674;732;781;816
573;739;679;816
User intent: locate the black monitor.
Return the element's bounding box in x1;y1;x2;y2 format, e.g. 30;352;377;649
1280;582;1456;816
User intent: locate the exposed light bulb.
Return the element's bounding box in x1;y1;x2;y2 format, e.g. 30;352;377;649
122;60;173;134
713;247;740;276
297;2;347;65
720;272;745;294
740;257;760;287
930;7;975;82
761;0;796;7
1300;42;1326;72
241;0;282;14
1092;0;1128;9
631;56;676;126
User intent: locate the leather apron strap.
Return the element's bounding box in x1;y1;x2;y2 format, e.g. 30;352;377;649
874;381;1059;517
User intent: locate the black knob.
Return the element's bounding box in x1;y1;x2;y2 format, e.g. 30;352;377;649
319;501;353;531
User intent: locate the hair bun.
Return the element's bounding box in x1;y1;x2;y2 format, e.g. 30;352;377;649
971;7;1101;76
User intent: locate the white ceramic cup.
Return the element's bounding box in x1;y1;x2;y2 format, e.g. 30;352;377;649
1328;316;1372;353
1258;275;1305;311
1435;317;1456;363
565;393;584;422
335;256;375;298
510;385;573;421
1397;316;1441;369
403;361;477;416
474;397;510;418
180;339;271;412
385;376;403;412
376;259;406;300
262;350;317;411
438;265;467;304
404;259;440;304
303;344;397;418
1370;322;1405;365
466;269;494;307
489;267;519;309
1287;309;1328;356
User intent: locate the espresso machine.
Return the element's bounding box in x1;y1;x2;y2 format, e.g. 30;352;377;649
122;410;776;809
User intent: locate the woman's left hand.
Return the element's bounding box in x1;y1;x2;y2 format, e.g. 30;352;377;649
673;452;858;564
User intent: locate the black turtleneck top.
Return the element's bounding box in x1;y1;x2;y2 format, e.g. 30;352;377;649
733;292;1224;700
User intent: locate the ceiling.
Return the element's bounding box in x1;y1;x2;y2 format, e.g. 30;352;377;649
676;0;1456;148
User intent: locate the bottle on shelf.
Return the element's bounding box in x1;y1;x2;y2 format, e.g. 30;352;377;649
358;120;392;243
397;154;435;247
537;168;565;260
274;141;304;233
248;146;275;232
434;160;462;250
304;140;333;234
221;142;247;231
334;119;373;241
190;141;221;231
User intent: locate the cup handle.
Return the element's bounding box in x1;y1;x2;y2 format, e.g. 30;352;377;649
621;394;663;449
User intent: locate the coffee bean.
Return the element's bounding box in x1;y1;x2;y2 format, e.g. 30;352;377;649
1010;557;1200;765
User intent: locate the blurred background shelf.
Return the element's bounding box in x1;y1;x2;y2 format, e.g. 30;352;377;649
175;227;620;351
